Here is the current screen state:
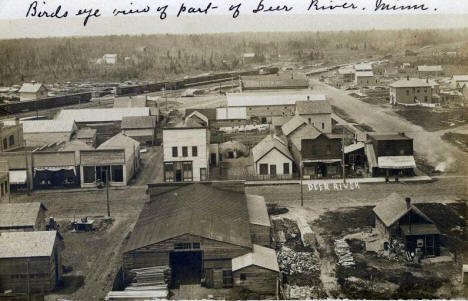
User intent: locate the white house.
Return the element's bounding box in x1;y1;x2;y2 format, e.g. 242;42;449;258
162;123;210;182
18;83;48;102
355;71;378;87
252;135;293;179
103;54;117;64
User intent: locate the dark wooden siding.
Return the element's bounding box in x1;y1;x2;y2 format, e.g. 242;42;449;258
249;224;271;247
301;135;341;160
233;265;278;296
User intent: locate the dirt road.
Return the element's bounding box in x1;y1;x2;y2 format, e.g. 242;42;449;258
312;79;468;175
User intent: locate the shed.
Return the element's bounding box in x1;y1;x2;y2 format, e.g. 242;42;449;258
0;231;63;294
246;194;271;247
18;82;48;101
0;202;47;232
232;244;279;296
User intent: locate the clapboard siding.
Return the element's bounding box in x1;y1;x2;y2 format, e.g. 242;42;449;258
233;265;279;296
249;224;271;247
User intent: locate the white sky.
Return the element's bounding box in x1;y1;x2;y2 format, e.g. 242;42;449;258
0;0;467;39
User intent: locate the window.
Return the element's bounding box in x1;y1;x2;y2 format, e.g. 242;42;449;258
223;270;233;287
111;165;124;182
322;123;325;130
193;242;200;249
8;135;14;146
83;166;96;183
172;147;178;157
283;163;290;174
259;164;268;175
2;138;6;149
182;146;188;157
183;162;193;181
424;96;428;102
174;243;191;250
240;273;247;281
192;146;198;157
200;168;207;181
270;165;277;176
417;89;420;93
164;162;174;182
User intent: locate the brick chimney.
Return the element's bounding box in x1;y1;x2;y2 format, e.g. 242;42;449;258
405;197;411;209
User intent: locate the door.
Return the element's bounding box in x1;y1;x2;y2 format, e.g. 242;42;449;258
210;153;217;166
175;169;182;182
270;165;277;176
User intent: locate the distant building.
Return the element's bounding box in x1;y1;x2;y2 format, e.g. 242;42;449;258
389;77;439;105
0;202;47;232
74;128;97;147
252;135;293;179
215;107;248;128
103;54;117;64
121;116;157;145
337;67;355;82
0;119;24;151
18;82;48;102
417;65;443;78
0;231;64;294
243;53;256;64
354;63;373;72
294;100;332;134
355;71;378;87
241;75;309;90
373;194;440;257
162;123;210;182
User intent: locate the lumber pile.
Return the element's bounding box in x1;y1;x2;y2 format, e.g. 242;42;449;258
105;266;172;300
334;238;355;267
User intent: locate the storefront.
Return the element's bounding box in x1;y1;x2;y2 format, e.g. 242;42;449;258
33;152;79;189
9;170;27;191
80;149;128;187
377;155;416;177
302;159;342;179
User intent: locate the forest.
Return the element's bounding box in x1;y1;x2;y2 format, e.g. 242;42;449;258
1;28;468;86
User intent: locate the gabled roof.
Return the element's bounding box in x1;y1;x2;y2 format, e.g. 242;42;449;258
124;183;252;252
4;120;76;133
0;231;60;258
232;244;279;272
121;116;156;129
0;202;47;229
56;108;150;123
418;65;442;72
185;111;209;125
18;83;46;93
373;193;434;228
227;92;326;107
185;108;216;121
389;78;437;88
246;195;271;227
98;133;139;160
295;100;332;115
252;135;293;163
281;115;307;136
60;140;94;151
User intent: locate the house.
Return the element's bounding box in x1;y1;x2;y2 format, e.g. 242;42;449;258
243;53;257;64
252;135;293;179
227;92;326;123
4;119;77;147
232;244;280;297
294;99;332;133
121;116;157;145
0;119;24;151
337;67;355;82
0;202;47;232
355;71;378;87
300;134;342;179
74;128;97;147
246;194;272;247
439;89;464;106
123;182;253;289
366;133;415;177
0;231;64;294
417;65;443;78
282;115;321;153
241;75;309;90
450;75;468;100
103;54;117;64
162;123;210;182
18;82;48;101
389;77;439;105
373;194;440;257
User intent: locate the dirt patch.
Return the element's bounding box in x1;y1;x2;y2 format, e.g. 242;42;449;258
442;132;468;152
355;123;374;132
332;105;357;123
395;107;467;132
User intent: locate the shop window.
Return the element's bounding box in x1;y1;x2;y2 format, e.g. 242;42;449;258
192;146;198;157
164;162;174;182
111;165;124;182
83;166;96;183
183;162;193;181
259;164;268;175
200;168;207;181
240;273;246;281
172;147;178;157
182;146;188;157
283;163;289;174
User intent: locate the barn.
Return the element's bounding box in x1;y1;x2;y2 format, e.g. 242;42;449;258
123;181;278;293
0;231;64;294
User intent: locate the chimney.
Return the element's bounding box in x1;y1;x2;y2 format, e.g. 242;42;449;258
405;197;411;209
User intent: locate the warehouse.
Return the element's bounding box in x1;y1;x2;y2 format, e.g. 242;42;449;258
0;231;64;294
246;194;272;247
0;202;47;232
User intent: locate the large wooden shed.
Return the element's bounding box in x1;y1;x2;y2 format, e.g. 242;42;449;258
246;194;272;247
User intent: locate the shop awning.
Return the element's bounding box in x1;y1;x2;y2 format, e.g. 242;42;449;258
303;159;341;164
378;156;416;169
34;166;76;175
344;142;365;154
9;170;27;185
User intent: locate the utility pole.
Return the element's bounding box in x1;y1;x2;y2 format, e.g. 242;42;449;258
342;126;346;184
300;163;304;207
106;168;110;217
26;257;31;301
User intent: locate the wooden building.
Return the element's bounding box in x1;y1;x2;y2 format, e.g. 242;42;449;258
389;77;439;105
232;244;280;297
121;116;157;145
373;194;440;257
0;119;24;151
18;82;48;102
0;202;47;232
0;231;64;294
246;195;272;247
294;99;332;134
252;135;293;179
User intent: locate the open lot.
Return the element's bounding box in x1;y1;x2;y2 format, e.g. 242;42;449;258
442;132;468;152
395;107;467;132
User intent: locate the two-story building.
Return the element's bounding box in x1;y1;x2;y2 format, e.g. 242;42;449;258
18;82;48;102
294;100;332;134
389;77;439;105
162;123;210;182
355;71;378;87
417;65;443;78
0;120;24;151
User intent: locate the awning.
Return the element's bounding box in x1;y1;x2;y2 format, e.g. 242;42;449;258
344;142;365;154
34;166;76;175
378;156;416;169
303;159;341;164
9;170;27;185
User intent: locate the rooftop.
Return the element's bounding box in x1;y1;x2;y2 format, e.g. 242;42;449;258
227;92;326;107
56;107;150;123
232;244;279;272
18;82;46;93
281;115;307;136
295;100;332;115
418;65;443;72
252;134;293;163
355;71;374;77
121;116;156;129
75;128;97;139
185;108;216;121
216;107;247;120
389;78;438;88
0;202;46;229
246;194;271;227
0;231;60;258
452;75;468;82
98;133;139;160
4;119;76;133
368;132;412;141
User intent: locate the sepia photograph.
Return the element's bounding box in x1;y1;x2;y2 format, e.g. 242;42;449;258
0;0;467;300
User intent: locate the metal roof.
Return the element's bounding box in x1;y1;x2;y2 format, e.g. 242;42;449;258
216;107;247;120
252;135;293;163
418;65;442;72
227;92;326;107
246;195;271;227
56;108;150;123
232;244;279;272
389;78;437;88
18;83;46;93
4;120;76;133
295;100;332;115
124;183;252;252
0;202;46;229
373;193;433;228
121;116;156;129
0;231;59;258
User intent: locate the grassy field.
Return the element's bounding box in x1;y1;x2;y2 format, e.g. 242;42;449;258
395;107;467;132
442;132;468;152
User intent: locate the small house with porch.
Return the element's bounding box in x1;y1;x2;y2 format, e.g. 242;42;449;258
252;135;293;179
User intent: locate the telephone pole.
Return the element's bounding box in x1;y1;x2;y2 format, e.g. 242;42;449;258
342;126;346;184
106;168;110;217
